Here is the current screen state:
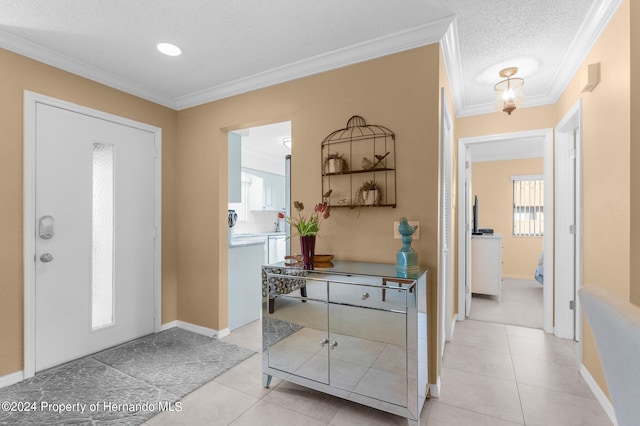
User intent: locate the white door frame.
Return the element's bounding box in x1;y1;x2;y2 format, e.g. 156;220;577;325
554;99;583;340
23;91;163;378
440;89;454;344
457;129;554;334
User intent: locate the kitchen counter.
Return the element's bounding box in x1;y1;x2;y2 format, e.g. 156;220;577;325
229;239;266;248
229;233;287;259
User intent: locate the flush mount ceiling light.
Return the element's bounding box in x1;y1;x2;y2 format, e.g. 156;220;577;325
282;137;292;149
494;67;524;115
156;42;182;57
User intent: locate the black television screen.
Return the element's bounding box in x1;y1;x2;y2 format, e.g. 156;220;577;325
473;195;479;234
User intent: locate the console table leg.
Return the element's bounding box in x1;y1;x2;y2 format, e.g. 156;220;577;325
300;285;307;302
263;374;272;388
382;278;387;301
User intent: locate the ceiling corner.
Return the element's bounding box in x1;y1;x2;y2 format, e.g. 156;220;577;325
544;0;623;104
0;28;178;110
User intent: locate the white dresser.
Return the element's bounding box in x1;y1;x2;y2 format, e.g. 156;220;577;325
471;234;503;302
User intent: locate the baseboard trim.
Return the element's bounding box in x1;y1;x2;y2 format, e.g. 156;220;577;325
448;316;457;341
580;364;618;426
0;370;24;389
159;320;178;332
159;320;229;339
429;376;442;398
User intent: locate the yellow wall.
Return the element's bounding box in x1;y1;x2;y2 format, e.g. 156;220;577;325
472;159;544;279
456;104;557;139
176;45;443;382
0;48;179;377
556;0;631;398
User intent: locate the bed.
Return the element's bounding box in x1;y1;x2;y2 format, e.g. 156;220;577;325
534;252;544;284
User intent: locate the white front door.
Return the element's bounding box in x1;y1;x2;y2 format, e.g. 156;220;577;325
34;102;156;371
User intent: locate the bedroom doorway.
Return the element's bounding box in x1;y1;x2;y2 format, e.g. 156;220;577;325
554;99;583;341
457;129;554;334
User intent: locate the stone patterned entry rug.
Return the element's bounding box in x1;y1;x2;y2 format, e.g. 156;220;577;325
0;328;255;425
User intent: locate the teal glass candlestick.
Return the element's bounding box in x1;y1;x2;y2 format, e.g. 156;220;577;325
396;217;419;277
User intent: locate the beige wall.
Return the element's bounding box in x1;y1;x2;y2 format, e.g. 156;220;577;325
556;0;631;398
0;49;179;377
472;159;544;279
630;0;640;306
176;45;443;382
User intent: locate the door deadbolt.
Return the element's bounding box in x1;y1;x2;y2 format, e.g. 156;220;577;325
38;215;55;240
40;253;54;263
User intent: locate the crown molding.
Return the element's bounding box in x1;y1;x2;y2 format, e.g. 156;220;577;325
545;0;623;103
175;15;454;110
0;29;177;109
440;19;466;117
2;15;454;111
444;0;623;118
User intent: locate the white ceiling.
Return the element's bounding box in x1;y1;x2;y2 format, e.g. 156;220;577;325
0;0;622;116
468;138;544;163
234;121;291;174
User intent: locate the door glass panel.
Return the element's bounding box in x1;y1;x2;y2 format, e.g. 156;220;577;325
92;142;114;329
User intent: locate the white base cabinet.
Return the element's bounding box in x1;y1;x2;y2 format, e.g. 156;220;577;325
262;261;429;426
228;242;264;330
471;234;503;302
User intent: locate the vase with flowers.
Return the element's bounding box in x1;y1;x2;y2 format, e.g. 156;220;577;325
286;190;332;269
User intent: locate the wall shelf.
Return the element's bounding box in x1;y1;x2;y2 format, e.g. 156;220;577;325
321;116;396;209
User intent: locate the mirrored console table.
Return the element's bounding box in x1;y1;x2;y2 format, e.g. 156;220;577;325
262;261;429;426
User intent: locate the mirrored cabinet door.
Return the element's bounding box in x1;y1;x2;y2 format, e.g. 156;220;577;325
327;282;408;406
265;276;329;384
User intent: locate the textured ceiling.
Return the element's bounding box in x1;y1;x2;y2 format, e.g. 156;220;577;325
447;0;593;108
0;0;622;115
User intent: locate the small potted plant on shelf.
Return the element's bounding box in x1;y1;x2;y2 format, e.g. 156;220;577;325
354;180;383;207
323;153;348;175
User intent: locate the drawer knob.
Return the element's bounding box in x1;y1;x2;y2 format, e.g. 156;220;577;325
319;338;329;347
329;341;338;350
361;292;370;300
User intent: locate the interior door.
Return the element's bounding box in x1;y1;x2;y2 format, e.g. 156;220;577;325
465;160;473;317
34;102;156;371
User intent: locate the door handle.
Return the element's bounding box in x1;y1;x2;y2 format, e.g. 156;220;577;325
39;215;55;240
40;253;54;263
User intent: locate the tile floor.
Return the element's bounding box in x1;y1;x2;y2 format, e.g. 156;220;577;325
145;319;612;426
469;278;544;329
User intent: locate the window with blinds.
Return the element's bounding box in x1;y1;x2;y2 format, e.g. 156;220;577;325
512;175;544;236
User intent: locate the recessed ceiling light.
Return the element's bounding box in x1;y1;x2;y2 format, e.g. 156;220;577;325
157;42;182;57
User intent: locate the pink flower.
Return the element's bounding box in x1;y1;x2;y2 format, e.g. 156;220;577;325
285;191;332;237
